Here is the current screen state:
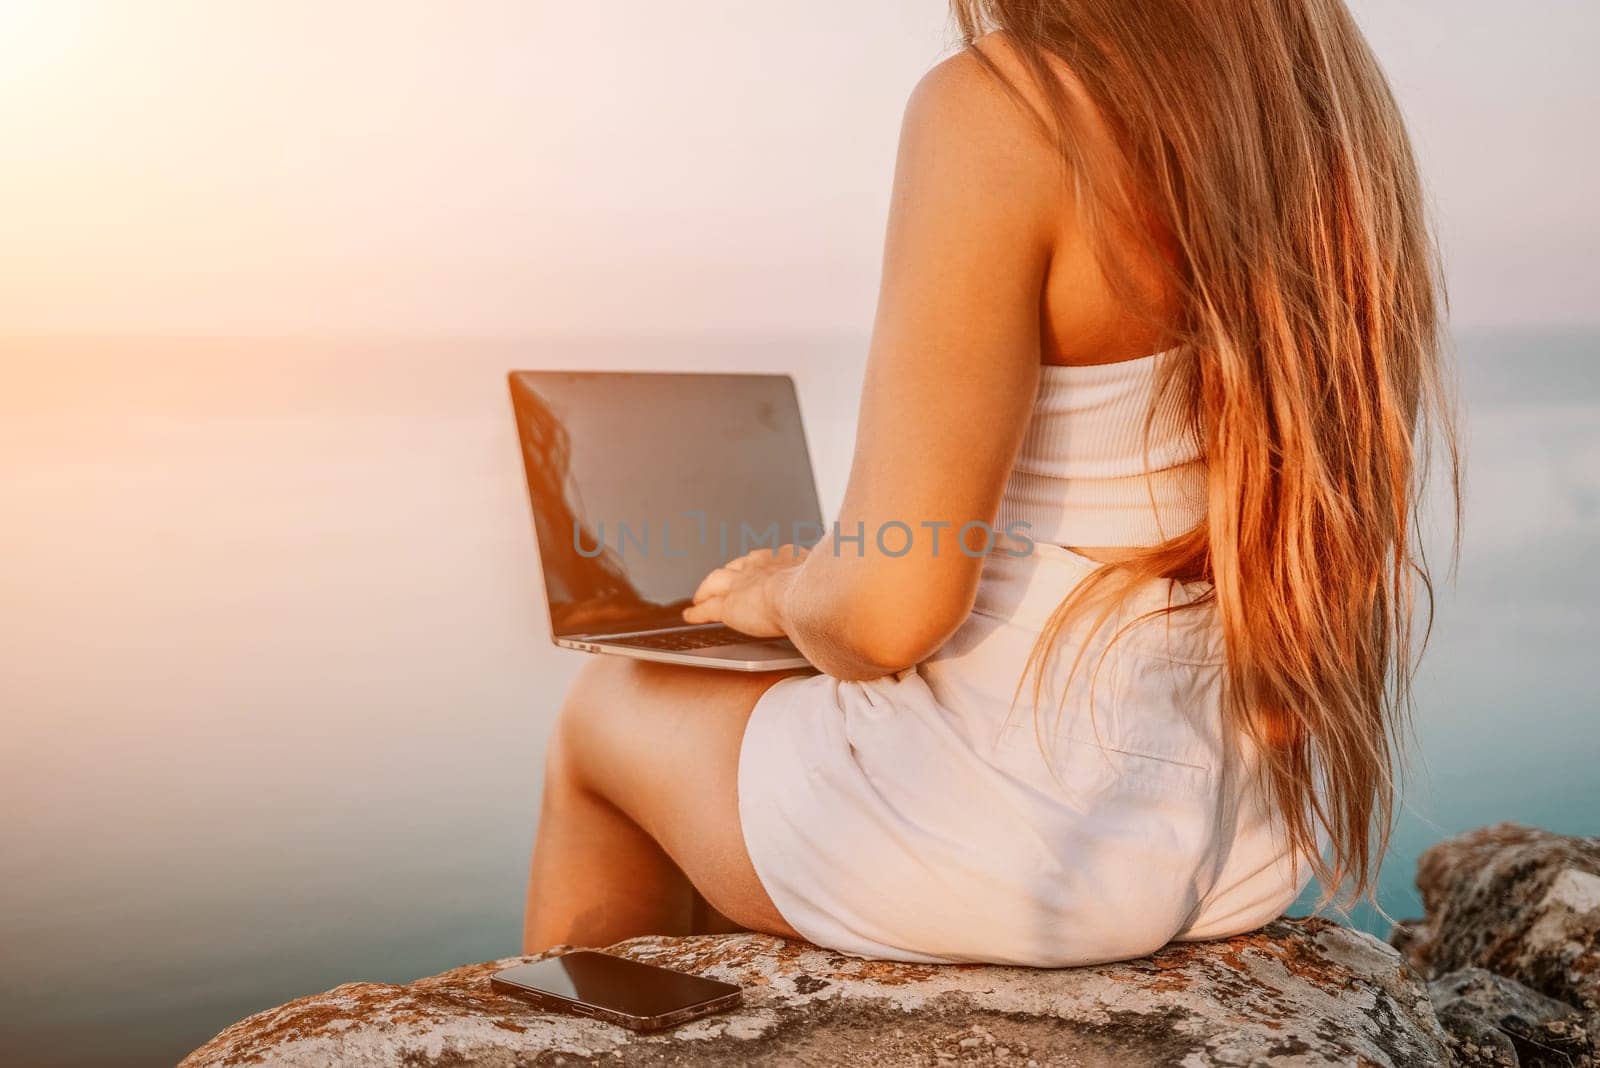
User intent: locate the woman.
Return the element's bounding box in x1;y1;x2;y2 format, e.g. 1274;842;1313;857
523;0;1456;966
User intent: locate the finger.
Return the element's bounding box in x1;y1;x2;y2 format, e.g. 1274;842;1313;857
682;597;723;624
724;548;770;572
692;567;736;604
733;546;784;568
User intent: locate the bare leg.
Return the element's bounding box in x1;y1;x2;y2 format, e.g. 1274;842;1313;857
522;656;804;954
523;722;695;948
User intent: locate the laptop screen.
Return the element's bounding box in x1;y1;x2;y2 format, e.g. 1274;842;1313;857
508;372;823;638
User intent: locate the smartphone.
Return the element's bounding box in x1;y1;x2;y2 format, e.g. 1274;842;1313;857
490;951;743;1032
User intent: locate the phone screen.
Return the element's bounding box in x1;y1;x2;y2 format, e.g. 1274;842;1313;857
492;952;741;1020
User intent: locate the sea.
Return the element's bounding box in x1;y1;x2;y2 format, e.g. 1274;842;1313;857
2;327;1595;1066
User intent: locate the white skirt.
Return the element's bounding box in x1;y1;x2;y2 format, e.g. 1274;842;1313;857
737;543;1311;966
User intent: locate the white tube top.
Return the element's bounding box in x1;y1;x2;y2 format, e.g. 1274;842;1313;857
995;349;1207;548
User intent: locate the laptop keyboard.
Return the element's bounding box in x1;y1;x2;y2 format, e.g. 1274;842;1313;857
604;626;762;652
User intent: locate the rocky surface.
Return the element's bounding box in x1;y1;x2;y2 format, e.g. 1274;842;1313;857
181;917;1447;1067
1394;823;1600;1067
1426;967;1589;1067
181;823;1600;1067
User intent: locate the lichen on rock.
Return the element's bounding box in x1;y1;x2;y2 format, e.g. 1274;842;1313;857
1427;967;1589;1068
1394;822;1600;1067
180;917;1447;1067
181;824;1600;1067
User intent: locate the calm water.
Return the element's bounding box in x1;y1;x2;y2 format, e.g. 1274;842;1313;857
2;329;1596;1066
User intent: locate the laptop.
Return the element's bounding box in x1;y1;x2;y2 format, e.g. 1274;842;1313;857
509;371;820;671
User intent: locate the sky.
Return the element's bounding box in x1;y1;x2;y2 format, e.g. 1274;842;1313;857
0;0;1596;337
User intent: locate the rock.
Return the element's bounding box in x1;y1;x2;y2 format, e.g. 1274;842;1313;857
1432;999;1521;1068
1393;823;1600;1067
1390;915;1433;962
1396;823;1600;1020
180;917;1448;1067
1428;967;1590;1068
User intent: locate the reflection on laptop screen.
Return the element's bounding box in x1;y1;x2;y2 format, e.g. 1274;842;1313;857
509;372;823;638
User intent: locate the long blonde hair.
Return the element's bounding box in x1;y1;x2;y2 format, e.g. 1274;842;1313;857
953;0;1460;901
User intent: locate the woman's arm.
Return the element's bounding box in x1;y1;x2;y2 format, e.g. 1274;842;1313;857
687;45;1065;679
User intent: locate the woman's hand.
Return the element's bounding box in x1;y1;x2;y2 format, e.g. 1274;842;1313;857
683;546;810;637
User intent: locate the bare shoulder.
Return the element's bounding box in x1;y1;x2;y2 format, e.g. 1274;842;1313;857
904;32;1058;151
895;33;1068;228
898;33;1174;364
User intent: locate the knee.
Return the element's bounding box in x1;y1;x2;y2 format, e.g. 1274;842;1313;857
547;655;652;790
